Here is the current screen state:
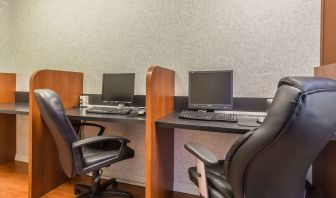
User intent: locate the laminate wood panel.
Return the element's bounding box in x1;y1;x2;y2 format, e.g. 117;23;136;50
0;73;16;164
0;114;16;164
0;103;29;115
321;0;336;65
145;66;175;198
29;70;83;198
0;73;16;103
314;64;336;197
313;142;336;198
314;63;336;79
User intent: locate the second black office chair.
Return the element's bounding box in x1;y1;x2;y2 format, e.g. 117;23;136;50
34;89;134;198
185;77;336;198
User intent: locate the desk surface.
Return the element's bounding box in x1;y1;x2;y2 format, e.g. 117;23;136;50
0;104;255;133
0;104;146;124
65;108;146;124
156;112;256;134
0;103;29;115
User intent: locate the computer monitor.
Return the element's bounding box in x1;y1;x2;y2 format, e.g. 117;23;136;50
188;70;233;110
102;73;135;105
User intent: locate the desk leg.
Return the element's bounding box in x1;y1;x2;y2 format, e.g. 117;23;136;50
313;141;336;197
147;127;175;198
0;114;16;164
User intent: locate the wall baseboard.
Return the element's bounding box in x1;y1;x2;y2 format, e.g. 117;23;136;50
173;182;199;195
15;153;28;163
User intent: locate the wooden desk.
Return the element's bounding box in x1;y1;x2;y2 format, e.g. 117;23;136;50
145;67;258;198
0;73;16;165
65;107;145;124
156;112;254;134
151;112;252;198
28;69;149;198
29;70;84;198
0;104;146;125
314;64;336;197
0;103;29;115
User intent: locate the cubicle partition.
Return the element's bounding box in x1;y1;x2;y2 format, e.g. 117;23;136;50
27;67;177;198
0;73;16;164
145;66;175;198
313;63;336;197
321;0;336;65
29;70;83;198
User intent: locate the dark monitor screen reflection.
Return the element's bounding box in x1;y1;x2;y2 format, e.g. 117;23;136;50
189;70;233;110
102;73;135;104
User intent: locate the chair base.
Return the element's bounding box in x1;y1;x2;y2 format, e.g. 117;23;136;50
74;178;133;198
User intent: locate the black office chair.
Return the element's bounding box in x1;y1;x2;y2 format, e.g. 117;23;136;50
185;77;336;198
34;89;135;198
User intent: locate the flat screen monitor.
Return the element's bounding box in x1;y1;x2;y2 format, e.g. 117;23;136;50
102;73;135;104
188;70;233;110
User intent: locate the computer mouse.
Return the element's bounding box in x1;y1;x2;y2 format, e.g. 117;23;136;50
138;109;146;116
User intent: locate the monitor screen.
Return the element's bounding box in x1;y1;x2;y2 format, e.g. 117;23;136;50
188;70;233;110
102;73;135;104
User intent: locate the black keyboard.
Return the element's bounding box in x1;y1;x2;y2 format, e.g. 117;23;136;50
86;106;132;115
179;110;238;122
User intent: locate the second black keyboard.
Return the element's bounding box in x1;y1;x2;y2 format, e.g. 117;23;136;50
86;106;132;115
179;110;238;122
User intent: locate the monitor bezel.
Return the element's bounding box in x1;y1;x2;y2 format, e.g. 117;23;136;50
101;73;135;105
188;70;233;110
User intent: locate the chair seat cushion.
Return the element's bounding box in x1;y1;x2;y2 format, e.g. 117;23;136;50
188;160;233;198
83;141;134;167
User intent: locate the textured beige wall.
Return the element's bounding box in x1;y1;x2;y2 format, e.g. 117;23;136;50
16;115;29;162
11;0;320;97
8;0;321;195
0;0;14;71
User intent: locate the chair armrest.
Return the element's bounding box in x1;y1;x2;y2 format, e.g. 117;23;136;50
72;122;105;136
72;136;130;149
185;143;218;165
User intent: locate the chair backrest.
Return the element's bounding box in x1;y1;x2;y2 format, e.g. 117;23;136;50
34;89;79;178
227;77;336;198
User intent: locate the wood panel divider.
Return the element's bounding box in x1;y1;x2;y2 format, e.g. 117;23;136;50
29;70;83;198
0;73;16;164
321;0;336;65
314;63;336;198
146;66;175;198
